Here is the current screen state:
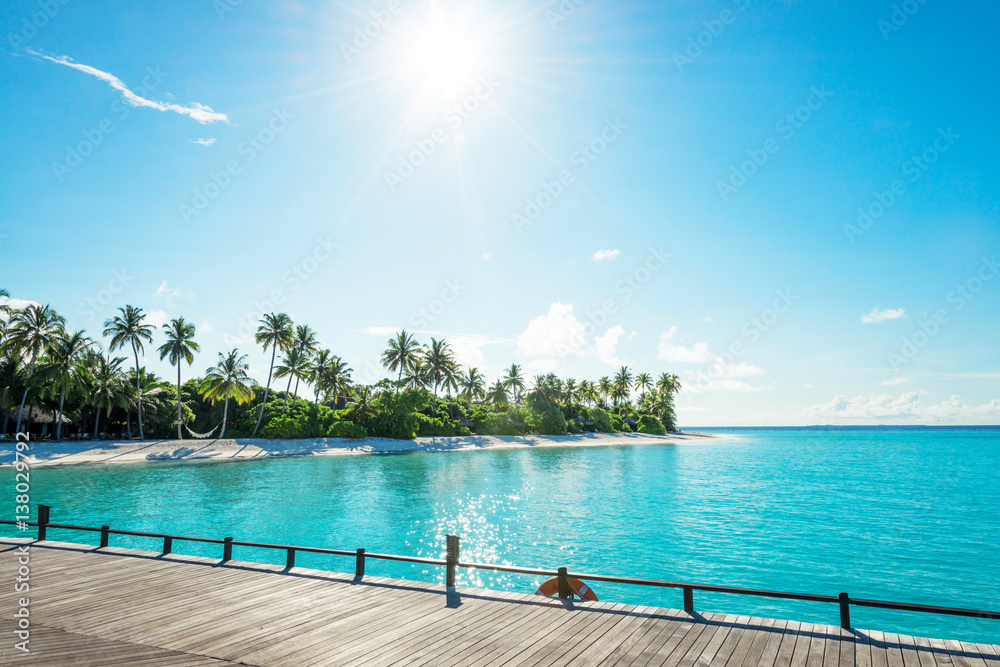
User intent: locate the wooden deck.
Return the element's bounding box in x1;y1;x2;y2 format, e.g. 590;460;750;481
1;539;997;666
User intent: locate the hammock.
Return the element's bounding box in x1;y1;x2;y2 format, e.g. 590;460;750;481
181;421;223;439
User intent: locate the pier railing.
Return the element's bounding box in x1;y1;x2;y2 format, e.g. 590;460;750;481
4;504;999;632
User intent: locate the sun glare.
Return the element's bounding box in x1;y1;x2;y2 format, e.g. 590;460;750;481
408;22;483;97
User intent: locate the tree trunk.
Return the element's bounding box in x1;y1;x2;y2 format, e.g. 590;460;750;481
3;410;9;436
251;347;277;437
56;386;66;441
432;382;438;418
127;407;132;439
94;407;101;439
14;355;37;435
132;342;144;440
220;394;230;439
176;363;183;440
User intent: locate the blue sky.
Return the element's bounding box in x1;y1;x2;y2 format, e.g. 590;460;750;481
1;0;998;425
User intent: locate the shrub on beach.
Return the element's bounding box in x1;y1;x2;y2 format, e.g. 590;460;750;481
480;414;519;436
260;415;307;440
525;404;567;436
637;414;667;435
327;421;367;439
581;407;615;433
566;418;582;434
610;414;626;433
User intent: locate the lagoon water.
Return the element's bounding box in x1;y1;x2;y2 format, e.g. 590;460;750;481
6;427;999;643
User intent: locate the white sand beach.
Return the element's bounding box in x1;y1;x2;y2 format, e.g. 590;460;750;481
0;431;718;468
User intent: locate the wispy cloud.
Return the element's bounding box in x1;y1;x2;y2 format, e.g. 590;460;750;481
190;138;217;146
862;307;906;324
591;249;621;262
29;50;229;125
881;376;911;386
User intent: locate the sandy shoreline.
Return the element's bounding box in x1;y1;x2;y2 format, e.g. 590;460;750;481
0;431;719;468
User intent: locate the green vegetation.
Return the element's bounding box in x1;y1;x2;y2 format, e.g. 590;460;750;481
0;297;683;441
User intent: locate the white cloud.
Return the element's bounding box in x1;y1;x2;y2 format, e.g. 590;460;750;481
146;309;169;328
154;280;183;307
448;335;510;368
881;377;911;386
516;302;586;358
594;326;625;366
199;320;214;334
804;384;814;389
627;330;638;341
190;138;217;147
803;392;1000;423
691;378;768;393
358;326;404;337
591;249;621;262
222;333;253;347
30;50;229;125
657;327;715;364
701;316;714;324
709;358;765;379
0;296;41;314
862;307;906;324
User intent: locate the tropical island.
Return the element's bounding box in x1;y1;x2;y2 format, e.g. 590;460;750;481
0;293;684;447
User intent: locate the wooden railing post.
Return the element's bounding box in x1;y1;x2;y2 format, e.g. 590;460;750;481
446;535;460;589
223;537;233;561
684;587;694;613
355;548;366;579
37;504;50;541
839;592;851;629
558;567;571;599
99;525;110;548
162;537;172;554
285;548;296;569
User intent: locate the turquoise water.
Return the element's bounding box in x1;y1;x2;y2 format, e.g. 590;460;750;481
4;428;999;643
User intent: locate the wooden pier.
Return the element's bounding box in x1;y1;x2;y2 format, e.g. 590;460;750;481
1;539;997;666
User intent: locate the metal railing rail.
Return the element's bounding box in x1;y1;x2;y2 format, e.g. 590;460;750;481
3;505;998;632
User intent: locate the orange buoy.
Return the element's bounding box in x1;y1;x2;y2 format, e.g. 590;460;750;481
535;576;599;601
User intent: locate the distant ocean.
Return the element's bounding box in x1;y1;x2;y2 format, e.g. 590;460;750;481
6;426;999;643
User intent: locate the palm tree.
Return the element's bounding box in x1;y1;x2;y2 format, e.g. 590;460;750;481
43;330;93;441
200;350;255;439
441;360;460;418
251;313;294;436
504;364;526;403
274;347;313;413
486;379;510;408
634;372;653;400
423;337;454;417
103;306;154;440
381;330;420;392
128;370;169;432
290;325;319;397
598;376;612;406
309;349;334;412
157;318;199;440
564;378;577;417
344;385;375;424
459;367;486;405
657;372;682;397
613;366;633;407
0;355;26;437
7;304;65;434
0;287;10;317
402;358;432;391
90;355;128;439
320;356;353;408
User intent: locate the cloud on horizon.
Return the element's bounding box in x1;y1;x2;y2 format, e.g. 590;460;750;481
29;50;229;125
190;138;217;146
591;249;621;262
802;392;1000;422
862;307;906;324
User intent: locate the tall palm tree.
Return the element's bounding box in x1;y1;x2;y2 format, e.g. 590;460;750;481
634;372;653;400
598;376;612;406
309;349;334;412
504;364;526;403
459;367;485;405
90;355;128;439
274;347;313;413
321;356;353;407
200;350;255;439
402;358;432;391
613;366;633;407
441;360;460;419
0;287;10;318
290;325;319;398
103;306;154;440
381;330;420;392
0;355;26;437
157;318;199;440
657;372;682;397
564;378;577;417
43;330;93;441
486;379;510;408
423;337;453;417
251;313;294;436
345;385;375;424
8;304;65;434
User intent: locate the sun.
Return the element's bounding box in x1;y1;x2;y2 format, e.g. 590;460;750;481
407;20;483;97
